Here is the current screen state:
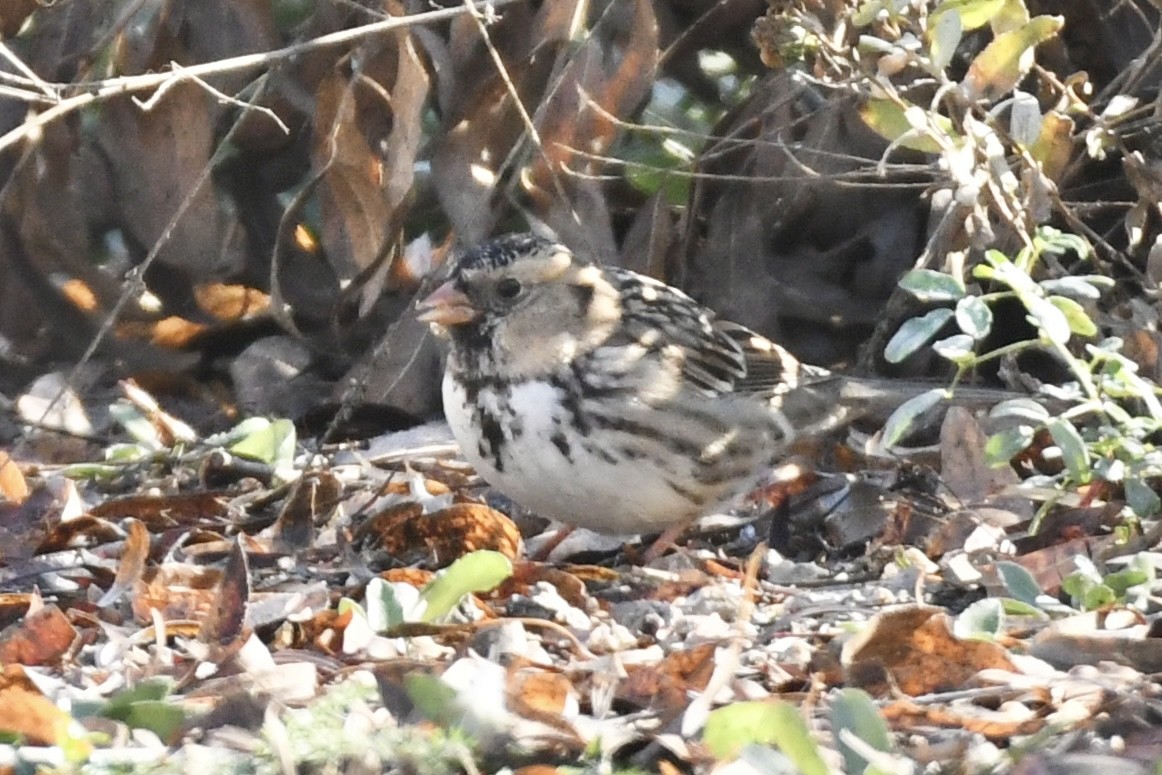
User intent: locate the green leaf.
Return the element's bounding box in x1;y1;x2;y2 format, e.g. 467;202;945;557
963;15;1064;100
404;673;460;727
852;0;887;27
882;389;947;447
1104;566;1150;597
1049;295;1097;337
884;308;954;363
1082;583;1116;611
101;679;172;711
108;402;165;449
930;0;1006;30
1125;477;1161;518
703;701;829;774
932;333;976;364
1046;417;1091;483
1037;226;1091;259
995;561;1043;605
898;269;966;302
105;443;155;463
831;689;892;775
955;598;1004;639
366;577;407;631
985;425;1035;466
101;679;184;743
230;418;296;470
955;295;993;339
999;598;1047;617
988;398;1050;422
622;138;693;206
119;701;186;743
927;5;962;70
992;0;1031;32
859;99;958;153
419;550;514;623
1025;294;1071;345
1040;276;1109;299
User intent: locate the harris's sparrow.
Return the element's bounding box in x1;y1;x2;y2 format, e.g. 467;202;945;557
418;233;948;558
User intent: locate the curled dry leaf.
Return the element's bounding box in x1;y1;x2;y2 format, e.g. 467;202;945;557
506;663;578;723
0;604;77;667
97;518;152;609
618;642;717;723
362;502;522;566
523;0;659;258
90;491;236;529
842;605;1017;696
271;471;342;551
0;451;28;504
132;564;222;625
380;567;437;588
198;537;253;654
881;696;1046;741
501;563;591;610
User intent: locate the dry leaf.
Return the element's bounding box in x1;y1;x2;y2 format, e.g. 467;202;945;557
0;604;76;666
842;605;1017;696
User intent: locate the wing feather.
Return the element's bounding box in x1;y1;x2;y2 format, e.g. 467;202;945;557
608;268;817;397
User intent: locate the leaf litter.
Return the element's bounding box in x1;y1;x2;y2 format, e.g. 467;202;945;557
2;0;1162;771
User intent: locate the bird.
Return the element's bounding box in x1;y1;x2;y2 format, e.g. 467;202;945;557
416;233;961;560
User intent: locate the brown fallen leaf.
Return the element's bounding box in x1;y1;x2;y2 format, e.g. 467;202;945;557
97;518;151;609
0;451;28;504
939;406;1027;516
0;484;63;561
0;603;76;666
618;642;717;723
132;563;222;625
842;605;1017;696
90;490;236;529
271;471;342;551
363;502;522;565
199;536;253;654
0;665;88;751
882;695;1045;740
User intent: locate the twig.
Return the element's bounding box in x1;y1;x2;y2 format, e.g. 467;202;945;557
46;75;275;426
0;0;520;155
133;62;289;134
0;40;55;101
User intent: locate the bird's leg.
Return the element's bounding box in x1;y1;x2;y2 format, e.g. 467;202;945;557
641;521;690;562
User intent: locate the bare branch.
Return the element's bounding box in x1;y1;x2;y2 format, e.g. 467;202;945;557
0;0;520;155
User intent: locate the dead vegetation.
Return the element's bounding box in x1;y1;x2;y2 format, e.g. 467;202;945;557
2;0;1162;772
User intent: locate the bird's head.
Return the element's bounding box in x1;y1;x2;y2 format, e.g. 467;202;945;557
417;234;622;378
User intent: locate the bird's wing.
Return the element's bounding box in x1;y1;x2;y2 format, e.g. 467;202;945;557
609;267;825;396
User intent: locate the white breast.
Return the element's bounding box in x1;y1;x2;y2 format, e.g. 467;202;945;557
442;374;699;535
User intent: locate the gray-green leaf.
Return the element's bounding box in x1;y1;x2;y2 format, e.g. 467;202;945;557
1046;417;1090;483
884;308;955;363
882;389;947;447
985;425;1035;466
1049;295;1097;337
955;295;993;339
932;333;976;363
898;269;966;302
1025;295;1071;344
995;561;1043;606
831;689;893;775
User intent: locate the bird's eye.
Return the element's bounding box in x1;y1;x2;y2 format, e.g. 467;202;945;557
496;277;523;300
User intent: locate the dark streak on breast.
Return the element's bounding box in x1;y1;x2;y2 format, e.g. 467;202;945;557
477;408;507;472
550;429;571;459
551;372;591;436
